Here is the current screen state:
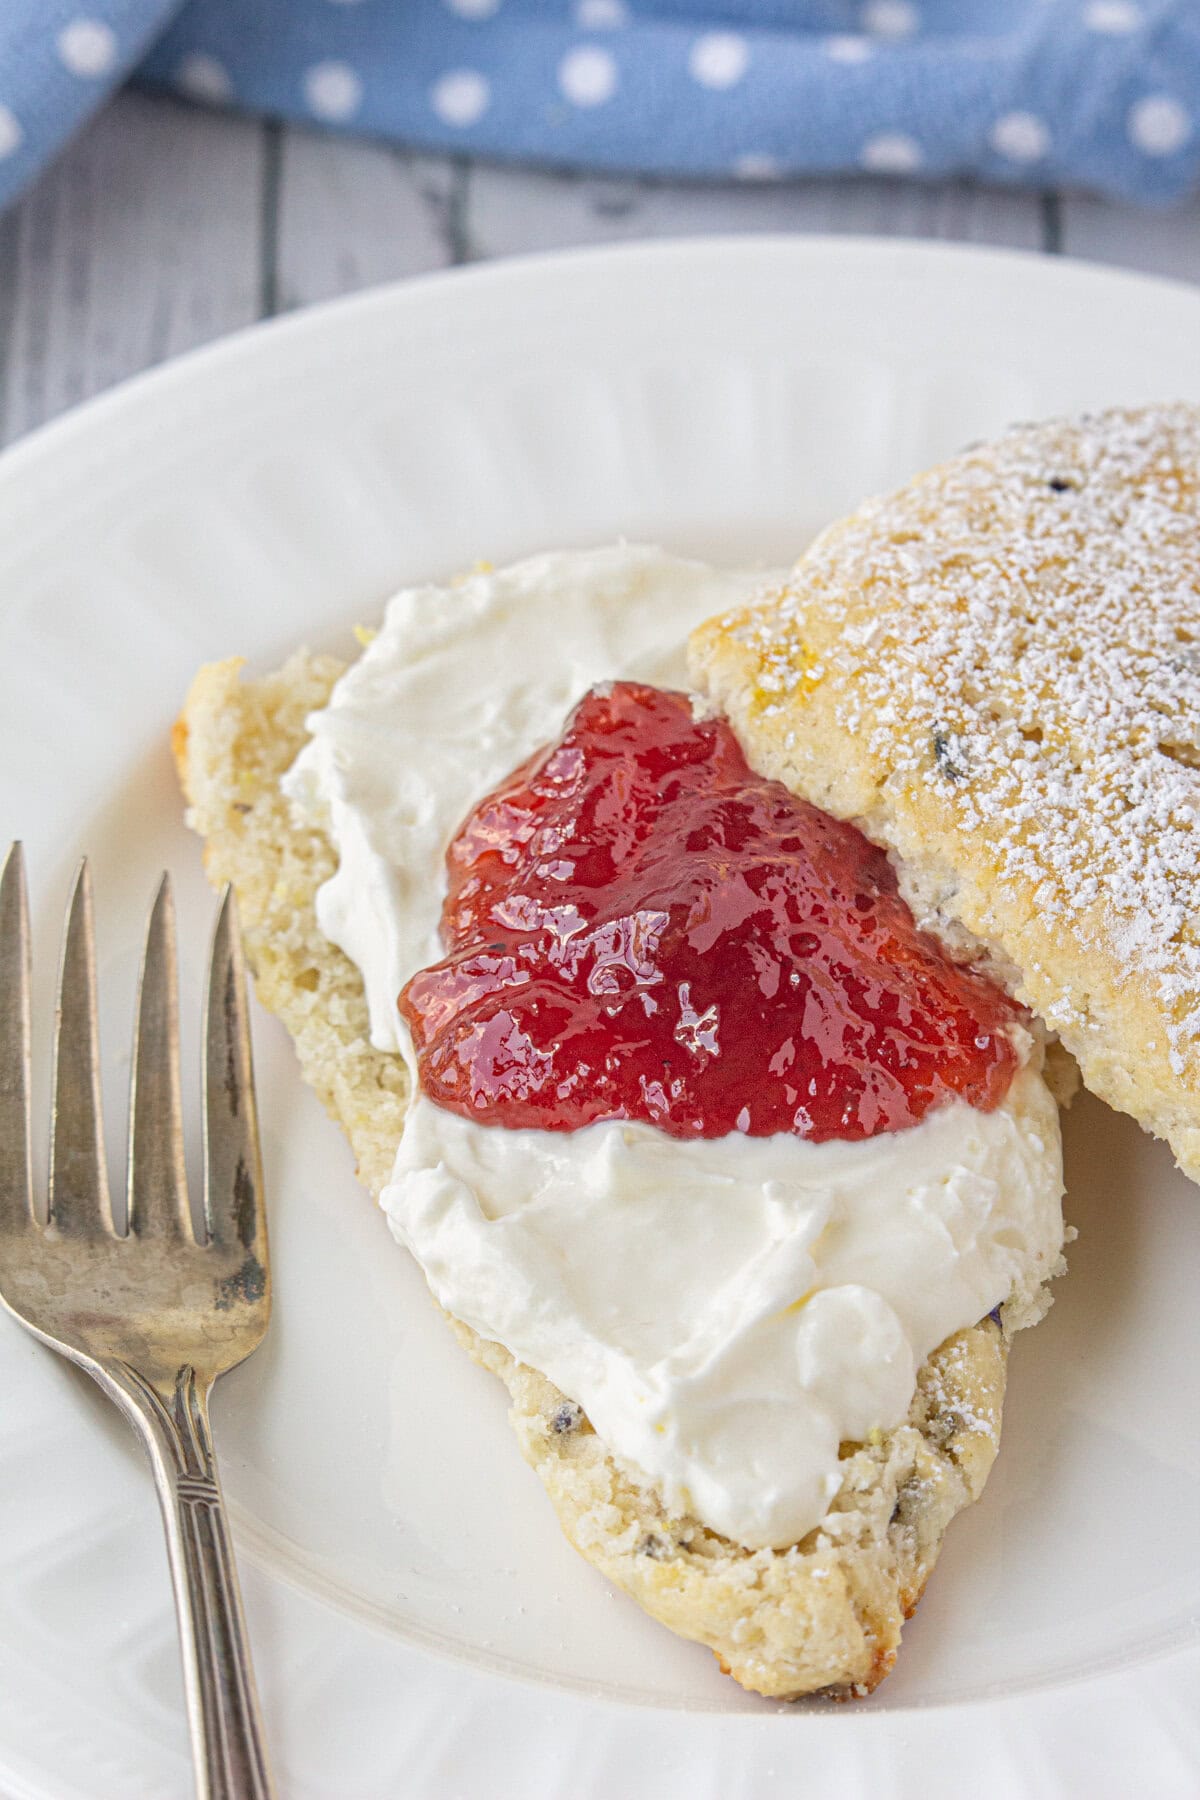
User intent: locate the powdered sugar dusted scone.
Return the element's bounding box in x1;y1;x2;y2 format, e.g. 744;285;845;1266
691;404;1200;1182
174;547;1065;1700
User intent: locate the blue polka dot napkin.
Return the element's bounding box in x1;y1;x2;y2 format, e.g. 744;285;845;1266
2;1;1199;211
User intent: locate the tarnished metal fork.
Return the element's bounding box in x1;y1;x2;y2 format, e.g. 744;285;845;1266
0;845;276;1800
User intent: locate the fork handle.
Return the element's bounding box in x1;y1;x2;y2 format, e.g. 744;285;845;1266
103;1361;276;1800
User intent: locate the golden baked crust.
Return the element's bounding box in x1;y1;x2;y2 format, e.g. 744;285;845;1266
174;650;1031;1701
692;403;1200;1184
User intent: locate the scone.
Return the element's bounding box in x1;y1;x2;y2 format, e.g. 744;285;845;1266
173;547;1065;1701
692;403;1200;1183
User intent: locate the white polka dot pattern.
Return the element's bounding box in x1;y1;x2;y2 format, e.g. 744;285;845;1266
575;0;628;27
732;152;780;180
559;45;619;107
175;54;234;105
825;36;875;64
57;18;118;79
1083;0;1141;30
990;111;1051;162
0;104;22;159
1128;93;1191;155
688;33;750;89
431;68;491;126
1;0;1198;212
862;1;919;40
860;131;923;172
442;0;503;18
303;61;363;121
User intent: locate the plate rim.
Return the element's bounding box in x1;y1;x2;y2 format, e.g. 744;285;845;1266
6;232;1200;496
2;232;1200;1799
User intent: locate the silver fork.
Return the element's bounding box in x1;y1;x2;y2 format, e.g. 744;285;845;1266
0;844;276;1800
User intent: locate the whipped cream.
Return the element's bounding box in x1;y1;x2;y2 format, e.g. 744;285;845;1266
284;544;1065;1551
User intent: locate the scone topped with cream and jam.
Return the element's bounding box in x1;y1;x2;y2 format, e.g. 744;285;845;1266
691;403;1200;1185
175;543;1065;1700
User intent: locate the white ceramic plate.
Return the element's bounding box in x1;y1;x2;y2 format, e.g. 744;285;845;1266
1;238;1199;1800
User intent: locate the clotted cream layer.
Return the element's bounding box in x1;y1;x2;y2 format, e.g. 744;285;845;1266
283;545;765;1052
283;544;1064;1551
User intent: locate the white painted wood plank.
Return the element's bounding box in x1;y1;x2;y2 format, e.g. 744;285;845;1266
0;92;264;446
275;130;459;310
1060;194;1200;285
464;167;1044;261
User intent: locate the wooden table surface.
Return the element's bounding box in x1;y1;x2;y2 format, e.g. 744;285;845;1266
2;88;1199;450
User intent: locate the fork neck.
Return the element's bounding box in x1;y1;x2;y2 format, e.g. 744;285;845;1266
97;1361;276;1800
100;1360;214;1477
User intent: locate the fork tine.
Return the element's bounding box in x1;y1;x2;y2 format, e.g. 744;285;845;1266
48;859;114;1236
0;844;34;1233
127;874;191;1240
203;887;267;1269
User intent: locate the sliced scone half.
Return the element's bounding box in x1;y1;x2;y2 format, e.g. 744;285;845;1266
691;403;1200;1182
174;545;1065;1701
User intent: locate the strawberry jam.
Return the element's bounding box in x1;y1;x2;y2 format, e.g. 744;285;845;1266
399;683;1020;1141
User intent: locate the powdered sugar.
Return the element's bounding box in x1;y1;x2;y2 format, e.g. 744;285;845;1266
729;404;1200;1077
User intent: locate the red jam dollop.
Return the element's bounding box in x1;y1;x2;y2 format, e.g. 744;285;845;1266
399;682;1020;1141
